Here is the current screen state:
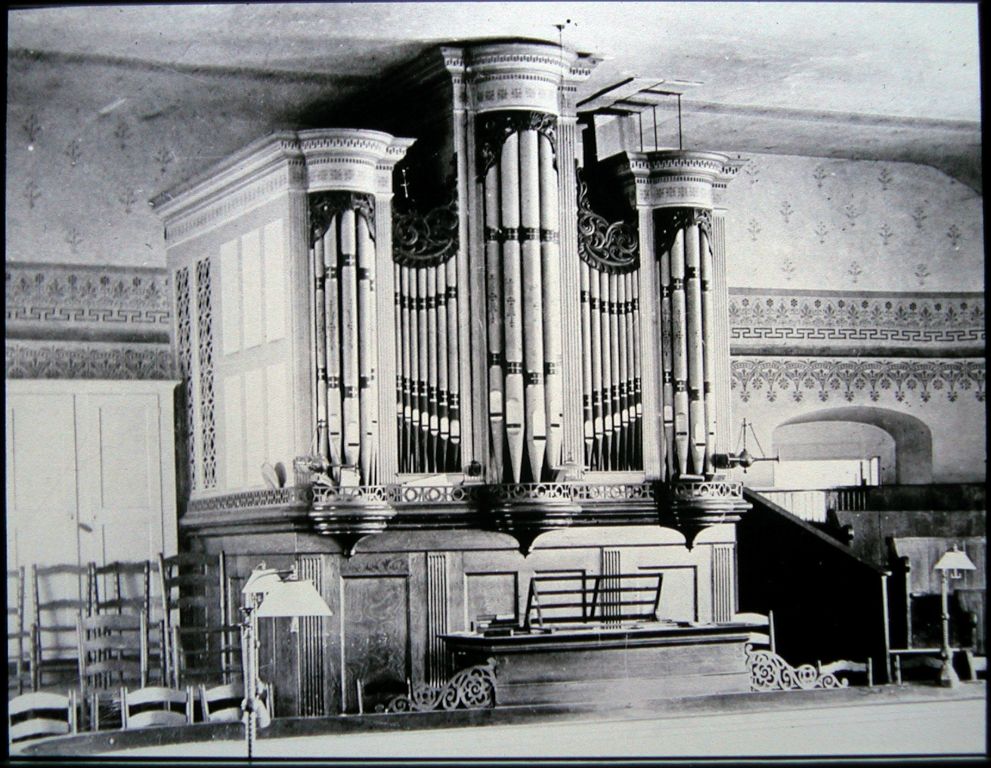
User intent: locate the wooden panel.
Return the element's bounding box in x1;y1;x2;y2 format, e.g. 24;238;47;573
265;362;291;467
639;565;698;623
7;394;77;523
96;400;156;512
243;368;265;486
464;572;518;630
340;576;410;712
219;237;241;355
241;228;263;349
223;374;244;489
296;555;327;716
711;543;736;623
263;220;286;342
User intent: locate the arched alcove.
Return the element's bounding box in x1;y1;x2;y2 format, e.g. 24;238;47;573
773;406;934;484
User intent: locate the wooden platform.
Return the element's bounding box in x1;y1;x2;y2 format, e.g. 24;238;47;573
442;622;756;706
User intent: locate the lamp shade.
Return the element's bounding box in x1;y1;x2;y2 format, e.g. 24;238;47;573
933;546;976;575
256;580;333;618
242;567;284;597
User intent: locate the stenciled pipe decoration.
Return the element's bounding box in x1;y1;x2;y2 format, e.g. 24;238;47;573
311;192;381;485
477;111;563;483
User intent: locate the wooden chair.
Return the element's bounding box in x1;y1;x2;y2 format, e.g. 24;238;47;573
733;611;776;653
31;563;91;690
199;681;244;723
7;567;31;694
120;685;194;729
158;552;239;687
7;689;78;751
77;613;148;730
90;560;166;684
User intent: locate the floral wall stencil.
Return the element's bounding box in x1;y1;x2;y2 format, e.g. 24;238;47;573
744;160;759;185
878;166;892;191
747;218;762;241
154;147;174;175
114;118;131;151
812;164;828;189
914;263;931;286
911;204;927;230
64;226;83;254
722;153;982;291
64;139;82;167
879;223;893;246
23;180;40;210
847;260;863;283
119;188;138;214
780;258;796;281
842;202;861;227
947;224;962;249
23;113;41;145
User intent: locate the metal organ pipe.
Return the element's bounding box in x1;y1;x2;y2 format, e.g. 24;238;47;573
699;225;716;475
683;220;706;476
500;132;526;484
323;222;343;474
670;228;690;478
579;262;594;467
588;266;604;469
484;163;505;481
538;133;564;472
356;213;378;484
519;128;547;482
312;234;330;463
338;208;361;472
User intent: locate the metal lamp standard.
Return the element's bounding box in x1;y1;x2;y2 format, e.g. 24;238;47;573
240;565;333;758
932;545;976;688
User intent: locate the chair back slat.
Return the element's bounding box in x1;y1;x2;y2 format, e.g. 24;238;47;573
121;685;193;729
7;689;77;747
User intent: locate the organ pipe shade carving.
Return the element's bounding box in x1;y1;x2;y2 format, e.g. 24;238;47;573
392;194;460;267
576;168;639;274
482;112;564;483
310;194;382;484
655;206;717;480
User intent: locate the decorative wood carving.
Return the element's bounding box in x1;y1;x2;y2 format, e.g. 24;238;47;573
476;111;557;180
576;168;638;274
392;193;460;267
747;645;844;691
382;661;496;712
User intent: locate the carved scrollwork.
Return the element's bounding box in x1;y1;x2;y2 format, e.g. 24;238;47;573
655;207;713;258
476;111;557;180
746;646;844;692
383;662;497;712
392;193;460;267
576;168;639;274
309;191;376;245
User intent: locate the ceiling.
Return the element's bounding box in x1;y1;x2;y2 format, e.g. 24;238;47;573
7;2;983;191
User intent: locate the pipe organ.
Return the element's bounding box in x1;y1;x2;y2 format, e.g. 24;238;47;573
155;39;758;717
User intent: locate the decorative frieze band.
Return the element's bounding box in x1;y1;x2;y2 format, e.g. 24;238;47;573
186;485;311;515
730;357;985;404
6;263;171;342
729;290;984;352
5;340;174;380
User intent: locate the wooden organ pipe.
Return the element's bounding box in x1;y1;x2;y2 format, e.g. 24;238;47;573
323;222;343;475
356;213;378;483
519;129;548;482
579;263;594;467
484;163;506;481
699;225;716;475
683;221;706;475
339;208;361;472
500;132;526;484
538;133;564;471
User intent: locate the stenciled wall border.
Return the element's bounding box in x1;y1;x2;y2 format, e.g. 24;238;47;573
6;262;171;343
730;357;985;404
728;288;984;356
5;339;174;380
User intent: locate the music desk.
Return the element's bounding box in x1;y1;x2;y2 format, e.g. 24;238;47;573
441;622;759;707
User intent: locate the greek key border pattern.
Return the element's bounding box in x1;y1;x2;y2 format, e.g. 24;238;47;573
730;357;985;403
729;292;984;348
6;263;171;332
4;341;174;380
187;486;312;514
196;258;216;489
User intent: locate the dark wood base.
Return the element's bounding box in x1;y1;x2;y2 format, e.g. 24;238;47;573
443;623;755;706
